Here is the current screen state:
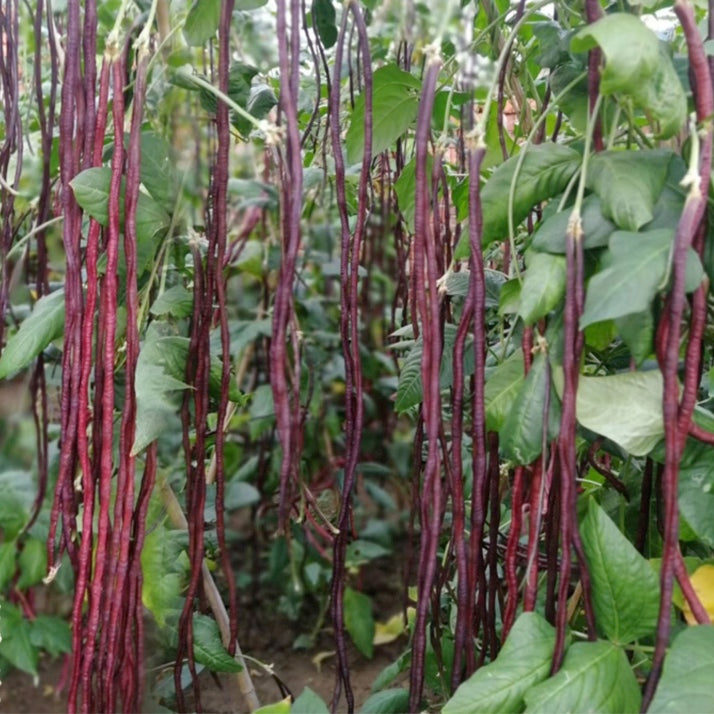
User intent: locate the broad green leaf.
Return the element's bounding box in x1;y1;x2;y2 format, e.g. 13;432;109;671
0;290;64;379
394;155;432;232
132;326;189;455
645;154;687;231
249;383;275;440
518;252;566;325
678;443;714;548
485;349;524;431
531;195;615;254
569;368;664;456
292;687;329;714
0;601;38;676
29;615;72;657
234;84;278;137
501;355;553;465
571;14;660;96
141;525;186;626
394;324;473;412
199;62;258;115
585;150;671;232
0;471;33;538
584;319;616;351
442;269;505;308
632;43;687;139
183;0;221;46
158;335;244;405
360;688;410;714
455;144;581;259
139;132;178;211
648;626;714;713
150;285;194;318
498;279;521;315
344;587;375;658
524;641;641;713
550;61;590;133
312;0;337;49
372;651;410;693
394;340;422;413
443;612;555;714
0;542;16;590
532;21;570;69
236;0;268;8
70;167;170;273
225;480;260;510
615;310;654;365
193;613;242;672
345;64;421;165
580;499;659;644
580;229;673;327
17;538;47;590
255;698;291;714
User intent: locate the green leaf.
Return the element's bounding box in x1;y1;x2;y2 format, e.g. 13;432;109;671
585;150;671;232
567;368;663;456
648;626;714;713
394;340;422;413
394;325;474;412
0;290;64;380
394;155;432;232
29;615;72;658
132;326;189;455
141;525;186;626
150;285;194;319
531;195;615;254
192;613;242;672
255;698;291;714
518;252;566;325
234;84;278;136
580;499;659;644
501;355;554;465
580;229;673;327
344;587;375;658
139;132;178;212
632;43;687;139
571;14;660;96
455;144;581;259
249;383;275;439
359;688;410;714
443;612;555;714
616;310;654;365
0;601;38;676
183;0;221;46
292;687;329;714
17;538;47;590
498;279;521;316
0;543;16;591
371;651;410;693
524;641;641;713
235;0;268;8
678;444;714;548
345;64;421;165
485;349;525;431
312;0;337;49
224;480;260;510
158;335;243;405
70;167;170;274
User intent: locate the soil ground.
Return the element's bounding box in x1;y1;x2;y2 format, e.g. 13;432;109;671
0;558;408;713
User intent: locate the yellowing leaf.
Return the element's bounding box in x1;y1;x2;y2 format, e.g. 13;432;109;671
373;611;409;646
682;565;714;625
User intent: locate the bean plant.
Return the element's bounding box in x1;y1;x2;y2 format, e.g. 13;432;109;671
1;0;714;713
